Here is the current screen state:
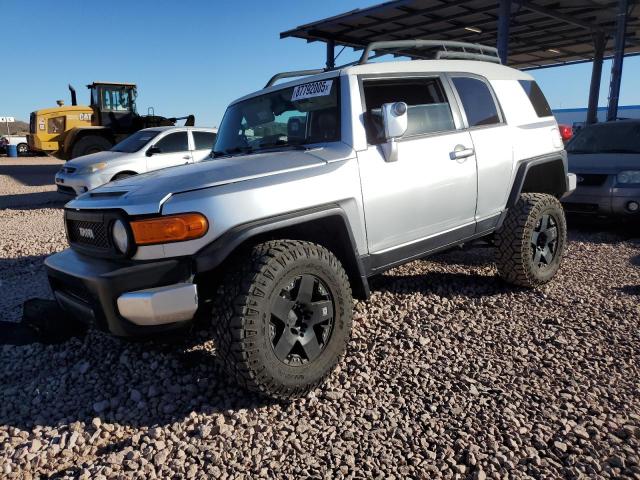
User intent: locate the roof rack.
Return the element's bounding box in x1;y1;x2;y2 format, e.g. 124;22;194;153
265;69;326;88
358;40;501;65
265;39;501;88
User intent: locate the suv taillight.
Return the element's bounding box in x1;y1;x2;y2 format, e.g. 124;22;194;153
558;124;573;142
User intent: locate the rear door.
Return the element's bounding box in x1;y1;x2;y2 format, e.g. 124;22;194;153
191;130;217;162
145;131;191;172
450;76;512;224
357;75;478;255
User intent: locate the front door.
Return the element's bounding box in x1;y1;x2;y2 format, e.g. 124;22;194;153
357;76;478;257
146;131;192;172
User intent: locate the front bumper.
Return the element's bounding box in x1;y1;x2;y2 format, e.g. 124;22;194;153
45;249;196;336
561;180;640;216
54;171;108;196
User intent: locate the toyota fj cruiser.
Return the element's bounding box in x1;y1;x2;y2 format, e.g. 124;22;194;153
45;41;576;399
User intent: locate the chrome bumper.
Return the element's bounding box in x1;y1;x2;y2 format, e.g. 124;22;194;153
117;283;198;326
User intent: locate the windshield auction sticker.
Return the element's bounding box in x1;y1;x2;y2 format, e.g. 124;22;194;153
291;80;333;101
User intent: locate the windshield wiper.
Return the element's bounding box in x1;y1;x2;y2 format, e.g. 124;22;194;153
253;143;310;152
212;146;255;158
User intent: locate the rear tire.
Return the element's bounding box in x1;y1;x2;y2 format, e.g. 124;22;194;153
212;240;353;400
495;193;567;287
70;135;112;159
17;143;28;156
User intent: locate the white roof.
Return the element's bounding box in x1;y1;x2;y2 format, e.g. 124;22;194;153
232;59;532;105
343;59;533;81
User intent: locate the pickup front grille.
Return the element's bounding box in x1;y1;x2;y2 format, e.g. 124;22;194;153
576;173;608;187
64;208;132;259
67;219;110;249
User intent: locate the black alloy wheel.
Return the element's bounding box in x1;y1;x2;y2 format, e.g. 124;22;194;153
269;274;335;366
530;213;559;269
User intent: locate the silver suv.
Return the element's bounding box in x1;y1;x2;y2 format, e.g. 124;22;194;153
45;41;576;399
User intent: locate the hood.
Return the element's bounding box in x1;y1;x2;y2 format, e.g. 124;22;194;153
568;152;640;174
66;150;128;168
66;144;354;214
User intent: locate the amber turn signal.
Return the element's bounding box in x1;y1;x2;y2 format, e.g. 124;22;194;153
130;213;209;245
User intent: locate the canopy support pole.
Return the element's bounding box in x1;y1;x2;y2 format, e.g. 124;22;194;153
587;33;606;124
606;0;629;121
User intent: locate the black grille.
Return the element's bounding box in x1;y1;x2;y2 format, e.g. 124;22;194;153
67;219;110;249
576;174;608;187
64;209;133;259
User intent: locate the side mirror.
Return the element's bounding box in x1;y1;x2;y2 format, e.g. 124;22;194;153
381;102;408;162
146;146;161;157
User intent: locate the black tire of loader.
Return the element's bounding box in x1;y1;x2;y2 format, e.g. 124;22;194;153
70;135;113;159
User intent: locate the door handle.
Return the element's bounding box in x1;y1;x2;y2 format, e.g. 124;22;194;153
183;155;191;160
450;145;475;160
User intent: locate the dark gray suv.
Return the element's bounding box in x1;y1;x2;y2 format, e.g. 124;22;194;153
562;120;640;217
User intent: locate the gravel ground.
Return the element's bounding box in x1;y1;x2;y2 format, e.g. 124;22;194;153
1;157;639;479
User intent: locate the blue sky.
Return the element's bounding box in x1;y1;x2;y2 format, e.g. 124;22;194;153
2;0;639;127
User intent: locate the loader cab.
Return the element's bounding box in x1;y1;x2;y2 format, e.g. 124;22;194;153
88;82;138;133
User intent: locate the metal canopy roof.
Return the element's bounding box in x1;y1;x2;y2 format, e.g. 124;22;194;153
281;0;640;69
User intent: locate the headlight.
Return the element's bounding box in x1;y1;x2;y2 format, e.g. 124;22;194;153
80;162;107;174
617;171;640;184
112;219;131;254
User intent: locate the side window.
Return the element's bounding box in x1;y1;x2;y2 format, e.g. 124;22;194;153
193;131;217;150
154;132;188;154
518;80;553;117
362;77;456;144
452;77;501;127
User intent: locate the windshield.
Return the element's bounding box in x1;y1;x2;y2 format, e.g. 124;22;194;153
213;78;340;157
110;130;161;153
566;122;640;154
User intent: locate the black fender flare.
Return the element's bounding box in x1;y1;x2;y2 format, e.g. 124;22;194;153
505;151;569;209
193;204;370;299
497;151;568;230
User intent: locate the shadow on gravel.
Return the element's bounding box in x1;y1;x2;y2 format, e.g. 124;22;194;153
372;270;514;298
0;162;61;186
0;191;67;210
0;299;86;345
1;303;277;430
566;214;640;241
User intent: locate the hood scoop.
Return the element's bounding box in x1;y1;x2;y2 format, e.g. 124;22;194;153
89;191;127;198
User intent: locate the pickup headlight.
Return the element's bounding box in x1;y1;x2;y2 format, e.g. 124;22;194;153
617;171;640;184
80;162;107;174
112;219;131;254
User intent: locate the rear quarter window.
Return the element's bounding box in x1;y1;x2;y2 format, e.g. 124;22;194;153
519;80;553;118
451;77;501;127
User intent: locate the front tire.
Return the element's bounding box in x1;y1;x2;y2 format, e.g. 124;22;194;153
495;193;567;287
17;143;28;156
212;240;353;400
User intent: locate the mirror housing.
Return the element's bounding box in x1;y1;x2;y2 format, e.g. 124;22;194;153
146;146;161;157
381;102;408;162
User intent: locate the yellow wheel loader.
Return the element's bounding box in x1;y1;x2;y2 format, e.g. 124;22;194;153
27;82;194;159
